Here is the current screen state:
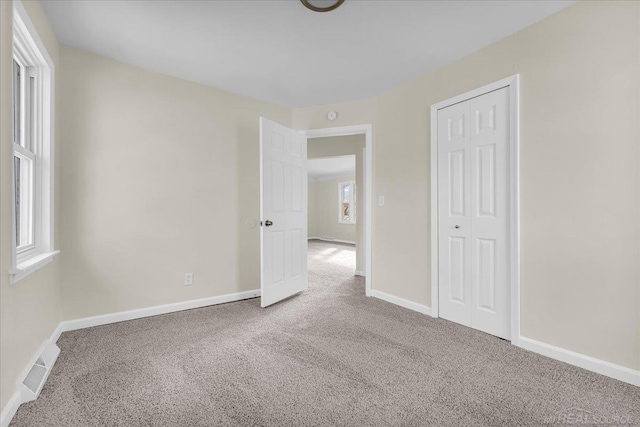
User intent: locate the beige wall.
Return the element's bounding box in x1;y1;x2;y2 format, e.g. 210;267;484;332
58;47;291;320
0;0;63;410
309;176;357;242
308;135;365;271
294;1;640;370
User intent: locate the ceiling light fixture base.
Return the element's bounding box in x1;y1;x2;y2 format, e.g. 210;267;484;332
300;0;345;13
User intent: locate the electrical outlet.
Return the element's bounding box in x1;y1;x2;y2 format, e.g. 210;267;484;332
378;195;385;207
184;273;194;286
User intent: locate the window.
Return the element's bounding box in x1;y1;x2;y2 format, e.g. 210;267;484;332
13;56;36;252
10;4;58;284
338;181;356;224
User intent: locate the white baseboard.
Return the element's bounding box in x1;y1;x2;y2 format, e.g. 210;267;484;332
1;337;61;427
0;289;261;427
308;237;356;245
0;392;21;427
354;270;365;277
517;336;640;387
3;289;636;427
50;322;64;344
371;290;432;316
56;289;261;335
370;292;638;387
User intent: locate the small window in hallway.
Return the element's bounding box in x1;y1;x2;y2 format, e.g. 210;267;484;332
338;181;356;224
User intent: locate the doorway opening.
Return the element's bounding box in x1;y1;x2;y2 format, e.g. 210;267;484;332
259;120;372;307
307;152;360;288
260;117;373;307
302;125;373;296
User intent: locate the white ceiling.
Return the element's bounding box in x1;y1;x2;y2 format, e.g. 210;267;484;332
308;156;355;181
41;0;575;108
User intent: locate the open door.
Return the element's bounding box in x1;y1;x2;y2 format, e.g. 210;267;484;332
260;118;308;307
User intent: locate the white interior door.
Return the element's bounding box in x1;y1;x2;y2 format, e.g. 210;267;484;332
437;87;511;339
437;100;472;327
260;117;308;307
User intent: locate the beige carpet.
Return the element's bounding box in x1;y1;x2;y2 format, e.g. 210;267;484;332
11;240;640;426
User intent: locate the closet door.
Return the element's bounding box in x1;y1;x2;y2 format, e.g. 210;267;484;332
437;100;472;328
468;87;510;339
437;87;510;339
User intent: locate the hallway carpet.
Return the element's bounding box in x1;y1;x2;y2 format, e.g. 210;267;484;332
11;240;640;426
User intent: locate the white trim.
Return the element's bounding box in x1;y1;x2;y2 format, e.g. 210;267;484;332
301;124;373;297
429;75;520;343
371;290;639;387
0;392;21;427
15;340;59;404
10;0;57;286
371;290;432;316
13;143;34;160
2;297;636;427
354;270;365;277
308;237;356;245
9;250;59;284
517;337;640;387
509;76;521;345
50;322;64;344
1;336;60;427
0;290;261;427
55;289;261;334
12;1;53;67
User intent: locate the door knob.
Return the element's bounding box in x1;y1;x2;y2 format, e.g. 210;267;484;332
264;220;273;227
454;225;460;229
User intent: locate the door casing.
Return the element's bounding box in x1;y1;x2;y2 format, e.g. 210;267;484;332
430;75;520;344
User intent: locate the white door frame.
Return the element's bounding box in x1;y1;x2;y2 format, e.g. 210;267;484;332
430;75;520;344
301;124;373;297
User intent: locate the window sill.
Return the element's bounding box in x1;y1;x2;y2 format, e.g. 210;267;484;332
10;250;60;285
338;221;357;225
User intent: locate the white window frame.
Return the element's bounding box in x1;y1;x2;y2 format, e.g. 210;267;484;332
10;1;59;285
338;180;356;224
13;49;36;254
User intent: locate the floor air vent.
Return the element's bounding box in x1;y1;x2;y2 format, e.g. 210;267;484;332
18;341;60;402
